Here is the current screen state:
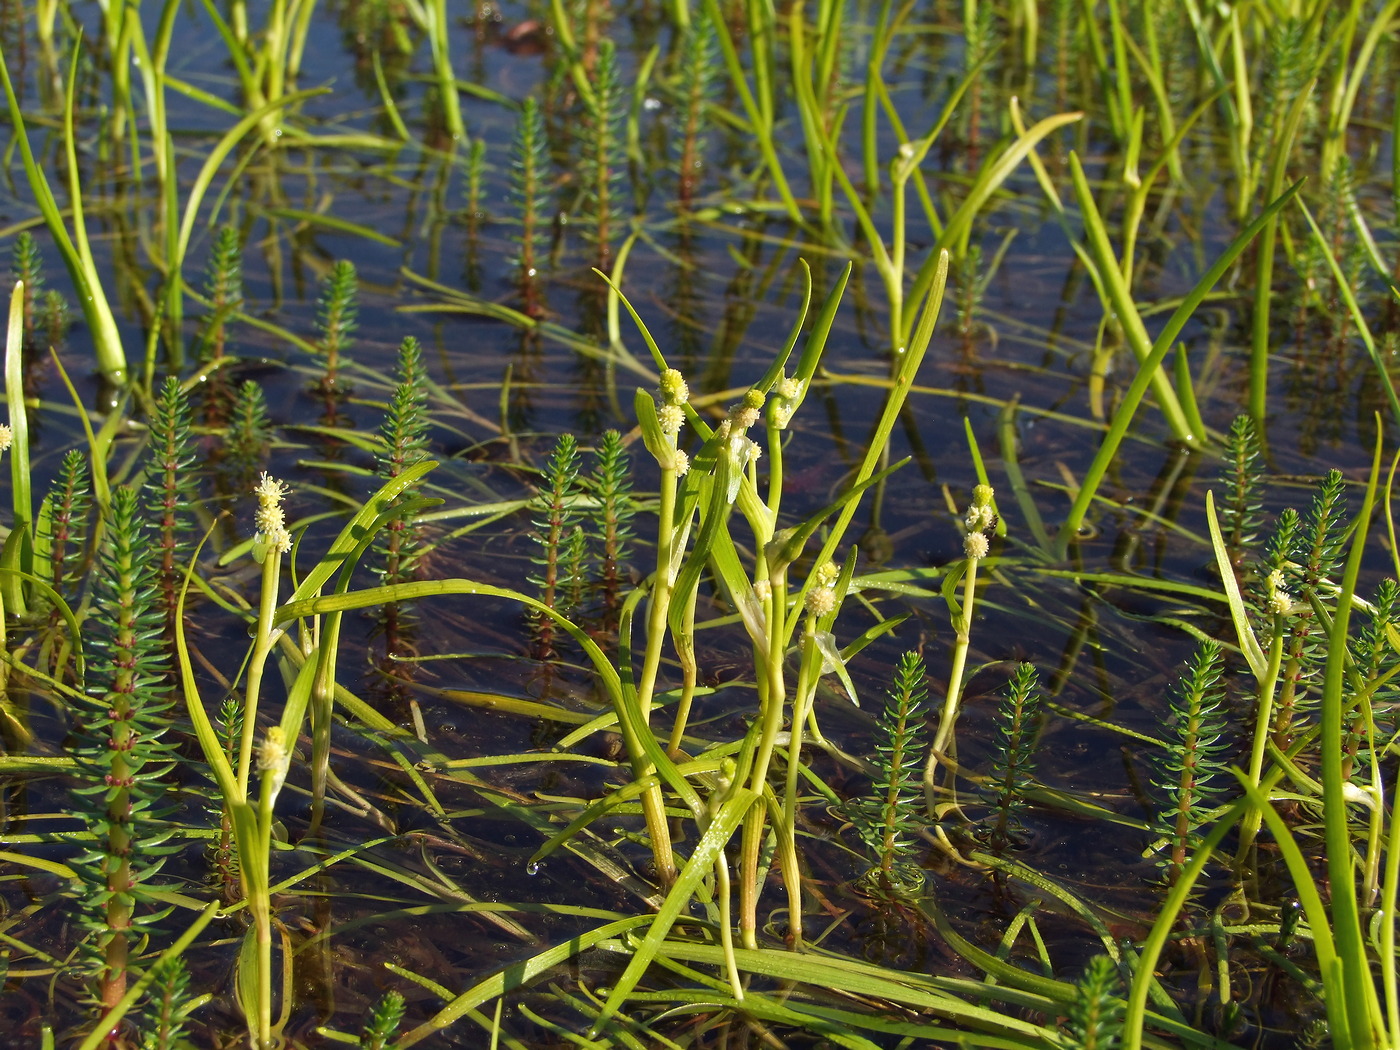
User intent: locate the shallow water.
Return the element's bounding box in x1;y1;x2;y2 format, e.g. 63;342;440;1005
0;0;1395;1044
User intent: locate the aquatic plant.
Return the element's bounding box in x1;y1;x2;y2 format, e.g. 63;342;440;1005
1149;641;1228;892
1343;577;1400;782
529;433;584;658
1066;955;1125;1050
38;289;69;352
849;650;930;897
673;8;716;206
40;447;92;604
70;486;178;1015
1218;414;1265;570
375;335;431;653
315;260;359;407
1265;469;1347;752
359;990;407;1049
10;231;44;342
197;226;245;370
510;95;551;317
580;38;625;267
1;0;1399;1045
136;956;194;1050
925;482;996;814
589;428;634;620
986;661;1043;852
225;379;273;471
143;377;199;640
0;46;127;385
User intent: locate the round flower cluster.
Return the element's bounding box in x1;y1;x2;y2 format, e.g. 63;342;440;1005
770;374;804;430
728;388;765;433
258;726;291;796
659;368;689;406
963;531;990;560
656;404;682;437
654;368;691;473
1266;568;1294;616
962;483;995;561
965;484;996;532
804;560;840;616
254;473;292;555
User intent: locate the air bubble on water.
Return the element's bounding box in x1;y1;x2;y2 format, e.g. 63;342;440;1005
525;861;540;876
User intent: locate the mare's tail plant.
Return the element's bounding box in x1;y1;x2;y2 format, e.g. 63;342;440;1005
359;990;407;1049
1344;578;1400;781
1219;414;1265;570
375;336;431;660
1150;640;1229;893
463;138;487;290
925;483;997;815
207;692;244;906
10;233;69;360
10;231;44;342
40;448;92;603
986;662;1042;851
581;38;624;268
143;377;199;642
1266;468;1347;750
70;485;178;1015
1065;954;1125;1050
197;226;245;422
315;260;358;412
953;242;986;349
136;955;193;1050
510;96;550;318
35;447;91;685
530;434;584;659
225;379;273;474
960;0;1000;160
198;226;244;369
850;651;930;898
590;428;634;623
673;8;716;207
39;290;69;351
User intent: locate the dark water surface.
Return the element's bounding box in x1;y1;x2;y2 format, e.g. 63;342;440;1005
0;0;1395;1043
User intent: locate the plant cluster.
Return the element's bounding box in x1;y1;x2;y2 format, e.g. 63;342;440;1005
0;0;1398;1047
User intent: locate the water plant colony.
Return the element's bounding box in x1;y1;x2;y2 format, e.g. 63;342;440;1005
0;0;1398;1046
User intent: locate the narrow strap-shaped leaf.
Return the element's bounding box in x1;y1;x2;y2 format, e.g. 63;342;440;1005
275;579;704;819
1123;796;1250;1050
1297;199;1400;427
177;524;240;803
767;458;910;571
395;916;653;1047
1055;178;1304;556
593;788;758;1033
284;460;439;605
1204;491;1267;680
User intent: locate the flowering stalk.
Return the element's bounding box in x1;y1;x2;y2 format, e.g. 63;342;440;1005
0;424;11;698
781;559;840;944
1236;566;1289;858
632;368;692;886
236;473;295;1049
637;369;691;728
924;484;995;816
705;388;797;951
238;473;292;794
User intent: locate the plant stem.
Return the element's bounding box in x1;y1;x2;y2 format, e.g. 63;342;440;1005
925;556;979;815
